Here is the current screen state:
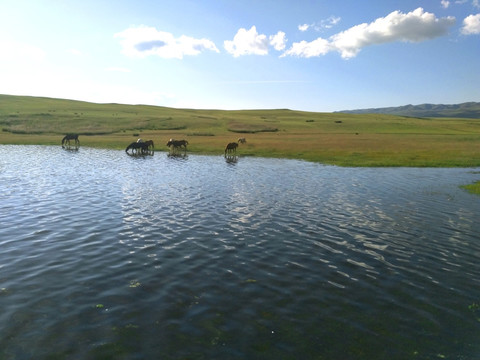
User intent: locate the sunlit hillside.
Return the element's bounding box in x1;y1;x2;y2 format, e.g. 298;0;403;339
1;94;480;167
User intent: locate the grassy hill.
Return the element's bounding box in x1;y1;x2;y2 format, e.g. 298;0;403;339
1;94;480;167
337;102;480;118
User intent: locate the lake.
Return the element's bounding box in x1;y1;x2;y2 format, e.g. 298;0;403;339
1;145;479;359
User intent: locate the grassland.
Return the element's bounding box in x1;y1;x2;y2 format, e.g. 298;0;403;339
1;94;480;167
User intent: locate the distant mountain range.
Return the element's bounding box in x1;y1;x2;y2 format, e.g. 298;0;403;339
337;102;480;118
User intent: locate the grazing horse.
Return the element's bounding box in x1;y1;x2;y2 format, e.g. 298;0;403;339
238;137;246;144
144;140;154;150
125;141;149;154
166;139;188;151
225;142;238;155
62;134;79;147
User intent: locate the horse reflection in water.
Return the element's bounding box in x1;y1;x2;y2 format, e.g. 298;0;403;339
61;134;80;149
125;139;154;156
166;139;188;155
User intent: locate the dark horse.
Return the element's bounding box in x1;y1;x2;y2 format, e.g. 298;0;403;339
61;134;79;148
125;141;150;155
166;139;188;151
225;142;238;155
144;140;154;150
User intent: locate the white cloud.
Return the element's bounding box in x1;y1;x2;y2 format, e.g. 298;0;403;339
115;26;219;59
461;13;480;34
270;31;287;51
281;38;332;58
224;27;288;56
284;8;456;59
323;16;341;29
297;16;341;33
441;0;450;8
298;24;310;32
224;26;270;57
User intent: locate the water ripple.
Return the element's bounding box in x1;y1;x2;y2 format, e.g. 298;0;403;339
1;146;480;359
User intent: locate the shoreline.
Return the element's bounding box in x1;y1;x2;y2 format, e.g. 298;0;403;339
2;141;480;194
1;139;480;169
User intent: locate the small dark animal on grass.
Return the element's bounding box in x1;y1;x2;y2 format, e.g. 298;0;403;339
61;134;79;147
225;142;238;155
238;137;246;144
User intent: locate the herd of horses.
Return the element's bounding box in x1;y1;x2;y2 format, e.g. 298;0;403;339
61;134;247;157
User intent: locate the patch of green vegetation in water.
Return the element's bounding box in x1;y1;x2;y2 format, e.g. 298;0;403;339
460;181;480;195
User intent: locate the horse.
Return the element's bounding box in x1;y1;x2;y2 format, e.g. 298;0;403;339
144;140;154;150
62;134;79;147
238;137;246;144
225;142;238;155
125;141;149;154
166;139;188;151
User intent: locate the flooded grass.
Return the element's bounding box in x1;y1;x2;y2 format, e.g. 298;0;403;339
461;181;480;195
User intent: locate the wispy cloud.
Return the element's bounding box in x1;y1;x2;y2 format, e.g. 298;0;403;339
461;13;480;33
298;16;341;32
441;0;451;9
284;8;456;59
115;26;219;59
453;0;479;8
224;26;286;56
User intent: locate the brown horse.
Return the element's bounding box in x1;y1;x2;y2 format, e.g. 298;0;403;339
225;142;238;155
125;141;149;154
62;134;79;147
166;139;188;151
238;137;246;144
144;140;154;150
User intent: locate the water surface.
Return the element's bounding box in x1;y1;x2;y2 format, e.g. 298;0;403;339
1;145;479;359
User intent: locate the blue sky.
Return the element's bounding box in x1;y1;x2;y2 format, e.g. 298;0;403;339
1;0;479;112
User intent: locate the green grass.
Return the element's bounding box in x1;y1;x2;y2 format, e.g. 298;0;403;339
1;94;480;167
461;181;480;195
